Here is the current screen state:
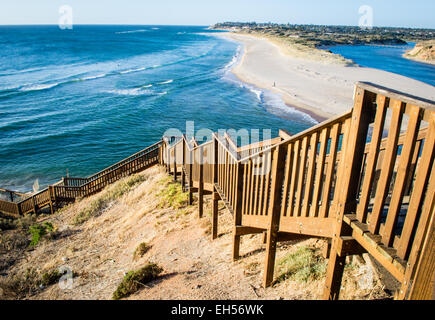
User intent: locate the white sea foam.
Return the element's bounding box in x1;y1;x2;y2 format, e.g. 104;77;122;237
106;87;165;97
119;67;146;74
0;84;22;91
79;74;106;81
158;79;173;85
107;88;147;96
116;29;149;34
262;91;318;125
20;83;59;92
224;45;242;72
224;69;317;125
239;82;263;102
221;43;317;125
249;87;264;102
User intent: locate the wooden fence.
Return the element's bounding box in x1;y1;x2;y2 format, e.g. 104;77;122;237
162;82;434;300
0;141;162;216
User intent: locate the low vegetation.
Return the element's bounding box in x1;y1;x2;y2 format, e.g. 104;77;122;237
157;177;189;209
73;174;147;225
112;263;163;300
0;217;17;231
0;214;37;232
133;242;151;260
28;222;55;247
275;246;327;284
0;267;75;299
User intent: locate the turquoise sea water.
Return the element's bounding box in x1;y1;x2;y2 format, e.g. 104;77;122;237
0;25;316;191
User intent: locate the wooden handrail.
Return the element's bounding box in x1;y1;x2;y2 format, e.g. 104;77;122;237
0;188;27;197
213;133;239;161
237;137;282;152
0;141;162;216
357;81;435;114
238;111;352;163
84;140;163;182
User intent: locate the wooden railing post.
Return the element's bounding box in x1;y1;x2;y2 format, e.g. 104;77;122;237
198;146;204;218
263;145;287;287
323;87;375;300
406;199;435;300
48;186;54;215
181;138;186;191
232;161;245;260
32;195;37;214
398;114;435;300
159;144;164;166
212;136;219;240
166;141;170;172
52;185;57;205
173;144;177;182
188;148;194;205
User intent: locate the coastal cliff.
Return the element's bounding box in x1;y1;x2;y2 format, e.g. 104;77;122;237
0;167;392;300
404;40;435;65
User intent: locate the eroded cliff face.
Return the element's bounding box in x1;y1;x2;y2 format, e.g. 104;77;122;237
404;40;435;65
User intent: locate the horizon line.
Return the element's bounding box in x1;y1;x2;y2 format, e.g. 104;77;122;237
0;23;434;30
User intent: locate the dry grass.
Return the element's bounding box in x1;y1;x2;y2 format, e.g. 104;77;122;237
0;166;393;300
72;174;148;225
275;246;326;284
0;267;76;299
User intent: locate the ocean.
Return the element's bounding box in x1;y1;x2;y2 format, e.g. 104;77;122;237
0;25;316;192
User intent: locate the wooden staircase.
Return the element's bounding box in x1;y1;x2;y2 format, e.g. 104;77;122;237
161;82;435;300
1;82;434;300
0;141;162;216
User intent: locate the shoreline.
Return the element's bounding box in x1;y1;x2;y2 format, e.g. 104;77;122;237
402;40;435;66
219;32;435;120
402;53;435;66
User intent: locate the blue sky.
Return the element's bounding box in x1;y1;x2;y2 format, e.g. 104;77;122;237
0;0;434;28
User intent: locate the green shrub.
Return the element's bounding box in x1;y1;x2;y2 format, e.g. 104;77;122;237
28;222;54;247
133;242;151;260
40;268;77;287
40;270;62;287
112;263;163;300
275;246;326;283
73;174;147;225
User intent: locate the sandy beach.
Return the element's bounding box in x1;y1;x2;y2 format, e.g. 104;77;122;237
220;33;435;120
